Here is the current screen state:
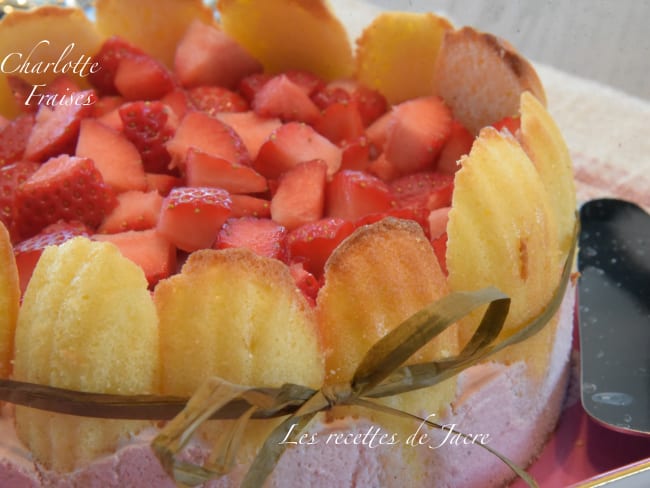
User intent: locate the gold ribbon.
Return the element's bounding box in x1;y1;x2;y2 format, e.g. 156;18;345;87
0;225;577;488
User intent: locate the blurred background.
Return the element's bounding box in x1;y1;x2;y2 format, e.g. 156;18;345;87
367;0;650;101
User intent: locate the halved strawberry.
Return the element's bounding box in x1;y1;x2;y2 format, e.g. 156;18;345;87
157;186;232;252
254;122;342;179
389;171;454;226
93;229;176;286
286;217;355;277
230;194;271;218
13;221;91;294
288;261;320;306
214;217;287;261
166;111;250;169
76;118;148;192
13;155;116;239
313;101;365;144
0;161;40;240
188;85;249;116
270;159;327;230
88;36;147;95
174;19;262;89
114;53;176;101
384;96;452;175
436;120;474;174
252;74;321;124
217;111;282;160
0;113;35;166
326;170;395;221
98;190;163;233
184;148;268;193
119;100;178;174
23;90;96;162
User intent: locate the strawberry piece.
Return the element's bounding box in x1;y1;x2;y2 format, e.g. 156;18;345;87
313;101;365;144
114;53;176;101
384;96;453;175
252;74;321;124
217;111;282;160
166;111;250;169
92;95;125;118
427;206;451;240
188;85;249;116
284;70;326;96
0;113;35;166
98;190;163;233
13;155;116;239
366;110;392;153
288;262;320;306
157;186;232;252
389;171;454;226
254;122;342;179
326;170;395;221
44;75;81;98
160;89;194;120
436;121;474;175
230;194;271;218
184;148;268;193
431;232;448;276
340;136;371;172
214;217;287;261
13;221;91;294
76;118;148;192
271;159;327;230
493;115;521;135
0;161;40;240
237;73;273;104
145;173;183;196
353;85;388;127
23;90;96;162
174;20;262;89
119;100;178;174
93;229;176;286
286;218;355;277
311;85;351;110
88;36;147;95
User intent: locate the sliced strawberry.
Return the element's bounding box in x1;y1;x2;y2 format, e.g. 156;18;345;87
98;190;163;233
252;74;321;124
313;101;365;144
0;161;40;240
166;111;250;169
157;186;232;252
311;85;352;110
436;121;474;175
93;229;176;286
286;218;355;277
389;171;454;226
145;172;183;196
119;100;178;174
340;136;371;172
13;155;116;239
384;96;452;175
76;118;148;192
325;170;395;221
0;113;35;166
288;261;320;306
97;107;123;132
238;72;273;104
184;148;268;193
114;53;176;101
217;111;282;160
230;194;271;218
88;36;147;95
365;110;392;154
23;90;96;162
254;122;342;179
366;153;400;181
284;70;326;96
271;159;327;230
13;221;92;294
188;85;249;116
174;19;262;89
431;232;448;276
214;217;287;261
353;85;388;127
160;89;194;120
493;115;521;135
